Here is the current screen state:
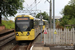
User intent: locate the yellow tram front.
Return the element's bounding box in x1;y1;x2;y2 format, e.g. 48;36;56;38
15;15;35;41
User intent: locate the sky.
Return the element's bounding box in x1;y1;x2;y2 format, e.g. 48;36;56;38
22;0;70;16
8;0;70;21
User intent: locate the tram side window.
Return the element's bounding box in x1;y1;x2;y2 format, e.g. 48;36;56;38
30;20;34;29
43;21;45;25
34;20;39;28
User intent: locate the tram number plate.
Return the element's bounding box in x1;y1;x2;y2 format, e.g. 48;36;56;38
21;34;24;36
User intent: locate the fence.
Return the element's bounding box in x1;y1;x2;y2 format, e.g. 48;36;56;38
44;28;75;45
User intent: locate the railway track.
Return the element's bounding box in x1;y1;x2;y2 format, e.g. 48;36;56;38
0;29;15;47
11;30;44;50
11;41;32;50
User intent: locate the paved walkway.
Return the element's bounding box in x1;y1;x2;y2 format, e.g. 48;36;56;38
32;47;50;50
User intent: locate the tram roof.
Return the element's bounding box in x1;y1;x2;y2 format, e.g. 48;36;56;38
15;15;48;22
33;17;40;20
16;15;34;19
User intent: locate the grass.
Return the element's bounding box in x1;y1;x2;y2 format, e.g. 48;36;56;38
2;20;15;29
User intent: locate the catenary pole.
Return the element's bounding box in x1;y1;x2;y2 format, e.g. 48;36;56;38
47;0;52;28
53;0;55;44
47;0;52;44
50;0;52;28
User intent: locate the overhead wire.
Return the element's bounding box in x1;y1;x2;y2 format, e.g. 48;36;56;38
24;1;29;9
28;1;35;8
29;0;43;16
23;1;32;14
30;0;43;10
24;1;35;13
24;1;35;9
44;0;47;3
19;0;43;15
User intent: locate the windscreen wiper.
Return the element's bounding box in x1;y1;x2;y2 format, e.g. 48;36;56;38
17;25;23;33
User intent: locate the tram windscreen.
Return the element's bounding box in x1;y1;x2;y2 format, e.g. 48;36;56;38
15;17;30;31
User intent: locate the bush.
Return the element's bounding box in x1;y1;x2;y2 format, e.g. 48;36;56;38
2;20;15;29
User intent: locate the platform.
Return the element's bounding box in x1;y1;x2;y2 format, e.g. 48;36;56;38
32;42;50;50
32;47;50;50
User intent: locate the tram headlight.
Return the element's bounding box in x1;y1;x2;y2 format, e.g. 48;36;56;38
27;32;30;36
16;33;19;36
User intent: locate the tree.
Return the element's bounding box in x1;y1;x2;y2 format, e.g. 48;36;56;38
55;19;60;28
62;5;75;19
69;0;75;6
60;15;69;27
0;0;24;24
36;12;49;22
60;0;75;27
68;18;75;25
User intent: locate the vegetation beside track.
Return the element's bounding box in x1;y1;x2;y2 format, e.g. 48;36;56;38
0;20;15;29
60;0;75;28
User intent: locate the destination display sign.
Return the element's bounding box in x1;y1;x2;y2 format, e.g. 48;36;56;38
17;18;29;20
